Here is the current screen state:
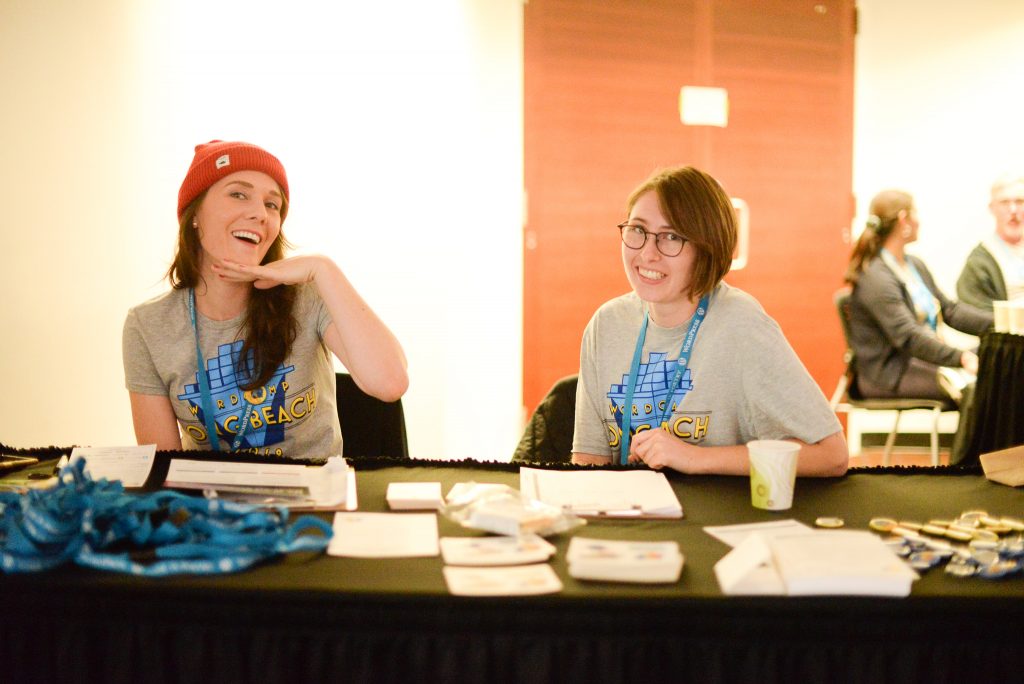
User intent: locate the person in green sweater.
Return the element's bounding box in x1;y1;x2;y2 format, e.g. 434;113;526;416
956;173;1024;310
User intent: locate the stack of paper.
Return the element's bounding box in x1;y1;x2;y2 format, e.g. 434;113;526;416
442;564;563;596
566;537;684;583
165;456;355;509
714;530;918;597
387;482;444;510
519;467;683;518
440;535;556;566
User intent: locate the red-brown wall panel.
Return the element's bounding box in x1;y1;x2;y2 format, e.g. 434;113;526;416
524;0;855;414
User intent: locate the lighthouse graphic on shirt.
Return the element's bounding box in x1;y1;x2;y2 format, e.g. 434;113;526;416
606;351;696;446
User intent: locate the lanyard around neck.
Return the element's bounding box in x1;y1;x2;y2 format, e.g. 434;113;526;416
187;289;255;453
619;294;709;465
881;249;938;330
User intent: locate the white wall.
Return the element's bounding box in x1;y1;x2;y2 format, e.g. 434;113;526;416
854;0;1024;296
0;0;524;460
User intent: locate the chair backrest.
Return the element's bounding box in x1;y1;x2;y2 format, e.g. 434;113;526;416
335;372;410;459
512;374;578;464
833;286;862;399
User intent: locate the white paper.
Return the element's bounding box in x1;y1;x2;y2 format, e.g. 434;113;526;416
703;519;811;548
519;467;682;518
166;456;353;508
713;533;786;595
714;530;918;597
771;530;918;597
567;537;684;584
70;445;156;488
442;563;563;596
328;512;439;558
387;482;444;510
439;535;556;566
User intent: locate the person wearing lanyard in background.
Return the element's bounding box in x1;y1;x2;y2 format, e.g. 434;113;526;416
956;173;1024;310
844;189;992;462
123;141;408;457
572;166;848;476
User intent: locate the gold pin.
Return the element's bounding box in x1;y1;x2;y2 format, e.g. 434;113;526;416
1000;517;1024;531
945;529;974;542
869;517;898;533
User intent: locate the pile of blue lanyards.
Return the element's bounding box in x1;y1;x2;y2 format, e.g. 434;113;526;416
0;458;333;576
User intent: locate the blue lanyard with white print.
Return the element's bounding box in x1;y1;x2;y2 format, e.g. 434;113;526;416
619;294;709;465
188;289;256;452
0;458;332;576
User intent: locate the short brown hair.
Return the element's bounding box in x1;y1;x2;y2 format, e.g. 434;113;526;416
626;166;737;300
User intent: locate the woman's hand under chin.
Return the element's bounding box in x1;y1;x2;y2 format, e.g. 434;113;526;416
213;255;324;289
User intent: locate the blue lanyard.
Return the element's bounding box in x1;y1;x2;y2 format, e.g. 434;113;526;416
619;295;709;465
187;289;256;452
883;250;938;330
0;458;333;576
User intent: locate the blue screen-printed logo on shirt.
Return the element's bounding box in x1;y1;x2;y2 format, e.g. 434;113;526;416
607;351;694;436
178;340;295;450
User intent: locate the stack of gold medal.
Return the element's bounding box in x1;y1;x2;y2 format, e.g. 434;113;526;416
868;511;1024;578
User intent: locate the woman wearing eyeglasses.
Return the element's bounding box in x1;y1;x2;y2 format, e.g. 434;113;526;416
122;140;408;457
571;166;848;476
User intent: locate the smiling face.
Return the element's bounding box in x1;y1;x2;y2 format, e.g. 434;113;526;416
622;190;698;322
991;179;1024;245
193;170;284;271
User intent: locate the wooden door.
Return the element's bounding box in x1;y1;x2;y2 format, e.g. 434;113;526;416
523;0;855;414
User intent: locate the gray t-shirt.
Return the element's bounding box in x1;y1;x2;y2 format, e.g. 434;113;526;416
123;284;342;458
573;283;841;458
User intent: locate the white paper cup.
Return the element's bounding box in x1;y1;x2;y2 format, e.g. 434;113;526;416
748;440;800;511
1008;301;1024;335
993;301;1011;333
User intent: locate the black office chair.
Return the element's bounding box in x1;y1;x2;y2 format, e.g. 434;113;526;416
830;288;956;466
335;372;410;459
512;375;578;464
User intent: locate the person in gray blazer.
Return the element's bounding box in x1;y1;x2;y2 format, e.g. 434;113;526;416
844;189;992;403
843;190;992;463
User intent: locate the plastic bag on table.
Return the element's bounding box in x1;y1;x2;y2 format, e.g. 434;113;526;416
440;482;585;537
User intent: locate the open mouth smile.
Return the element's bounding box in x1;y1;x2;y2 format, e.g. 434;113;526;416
639;267;666;281
232;230;262;245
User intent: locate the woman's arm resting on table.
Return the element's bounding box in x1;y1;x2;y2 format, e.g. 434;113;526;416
621;429;849;477
572;452;613;465
129;392;183;451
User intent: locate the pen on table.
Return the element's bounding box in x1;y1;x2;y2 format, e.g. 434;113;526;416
0;455;40;472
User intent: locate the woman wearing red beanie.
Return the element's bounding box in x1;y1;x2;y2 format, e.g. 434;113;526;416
122;140;408;457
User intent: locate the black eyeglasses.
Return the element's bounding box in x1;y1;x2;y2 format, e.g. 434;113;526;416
618;222;687;257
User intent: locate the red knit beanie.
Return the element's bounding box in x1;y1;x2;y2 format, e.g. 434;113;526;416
177;140;290;219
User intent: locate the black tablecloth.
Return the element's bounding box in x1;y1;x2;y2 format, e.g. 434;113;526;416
3;455;1024;684
960;332;1024;463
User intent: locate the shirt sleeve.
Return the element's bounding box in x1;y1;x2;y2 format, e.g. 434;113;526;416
739;310;842;445
122;308;167;395
572;312;614;458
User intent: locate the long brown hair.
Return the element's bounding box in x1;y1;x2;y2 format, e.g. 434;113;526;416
169;192;298;391
844;189;914;286
626;166;737;300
